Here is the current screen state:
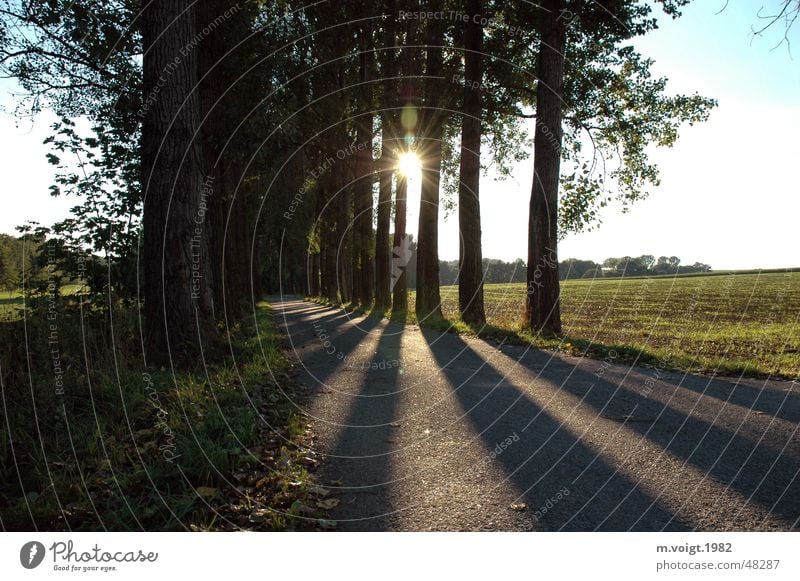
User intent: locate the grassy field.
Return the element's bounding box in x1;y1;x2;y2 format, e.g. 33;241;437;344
0;290;24;320
0;284;84;320
410;271;800;378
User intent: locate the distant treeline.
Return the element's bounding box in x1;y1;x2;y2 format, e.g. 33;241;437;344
1;232;712;292
431;254;712;286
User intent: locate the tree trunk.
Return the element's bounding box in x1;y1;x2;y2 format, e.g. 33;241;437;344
374;129;393;310
353;20;375;306
458;0;486;326
392;1;418;315
375;3;398;311
392;173;409;312
196;0;253;323
415;0;444;322
526;0;566;335
321;182;338;303
142;0;214;366
309;249;320;296
335;142;352;304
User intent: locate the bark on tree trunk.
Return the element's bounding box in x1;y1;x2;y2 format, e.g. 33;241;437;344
458;0;486;326
392;1;418;315
375;3;398;311
353;20;375;306
374;132;393;310
196;0;252;323
321;182;338;303
392;173;409;312
526;0;566;335
335;145;352;304
309;249;320;296
142;0;215;366
415;0;444;322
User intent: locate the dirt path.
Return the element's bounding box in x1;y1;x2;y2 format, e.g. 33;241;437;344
274;298;800;531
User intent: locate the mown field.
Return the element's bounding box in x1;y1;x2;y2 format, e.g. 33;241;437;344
413;271;800;378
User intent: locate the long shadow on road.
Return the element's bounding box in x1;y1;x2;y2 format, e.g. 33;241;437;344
497;342;800;526
651;372;800;425
421;328;689;531
324;314;407;531
275;302;385;389
532;346;800;521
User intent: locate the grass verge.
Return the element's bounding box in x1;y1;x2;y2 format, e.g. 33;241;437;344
0;298;334;531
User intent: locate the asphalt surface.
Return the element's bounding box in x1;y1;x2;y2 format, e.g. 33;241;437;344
273;298;800;531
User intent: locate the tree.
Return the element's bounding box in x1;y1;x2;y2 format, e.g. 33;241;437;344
559;258;600;280
374;1;399;310
392;3;419;313
141;0;214;365
415;0;445;322
352;18;376;306
0;0;143;301
526;0;566;335
196;0;262;323
458;0;486;326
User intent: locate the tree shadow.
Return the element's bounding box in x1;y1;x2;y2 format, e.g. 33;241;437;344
274;300;385;388
483;339;800;526
653;372;800;424
420;328;689;531
323;316;406;531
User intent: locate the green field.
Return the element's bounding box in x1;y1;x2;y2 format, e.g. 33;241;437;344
412;271;800;378
0;285;85;320
0;290;23;319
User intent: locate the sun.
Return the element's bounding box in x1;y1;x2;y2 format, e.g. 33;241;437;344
397;151;421;178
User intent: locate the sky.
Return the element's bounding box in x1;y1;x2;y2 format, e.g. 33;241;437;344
1;1;798;270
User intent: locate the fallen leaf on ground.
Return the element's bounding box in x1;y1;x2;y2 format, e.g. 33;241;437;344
308;485;330;497
196;487;218;500
317;498;340;509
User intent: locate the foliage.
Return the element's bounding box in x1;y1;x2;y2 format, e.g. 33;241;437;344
1;0;142;299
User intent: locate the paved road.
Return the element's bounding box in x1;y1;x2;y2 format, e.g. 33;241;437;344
273;298;800;531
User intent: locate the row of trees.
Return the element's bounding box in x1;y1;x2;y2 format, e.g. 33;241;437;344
0;229;716;292
440;255;712;285
264;0;714;333
1;0;714;367
558;256;713;279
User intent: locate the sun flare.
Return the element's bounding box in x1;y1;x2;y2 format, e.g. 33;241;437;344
397;151;421;178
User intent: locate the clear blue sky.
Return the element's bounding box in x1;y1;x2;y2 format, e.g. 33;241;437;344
1;1;798;269
430;0;800;269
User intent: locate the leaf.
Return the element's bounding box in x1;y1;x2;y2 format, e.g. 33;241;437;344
510;502;527;511
291;502;317;516
308;485;330;497
316;498;340;510
196;486;218;500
